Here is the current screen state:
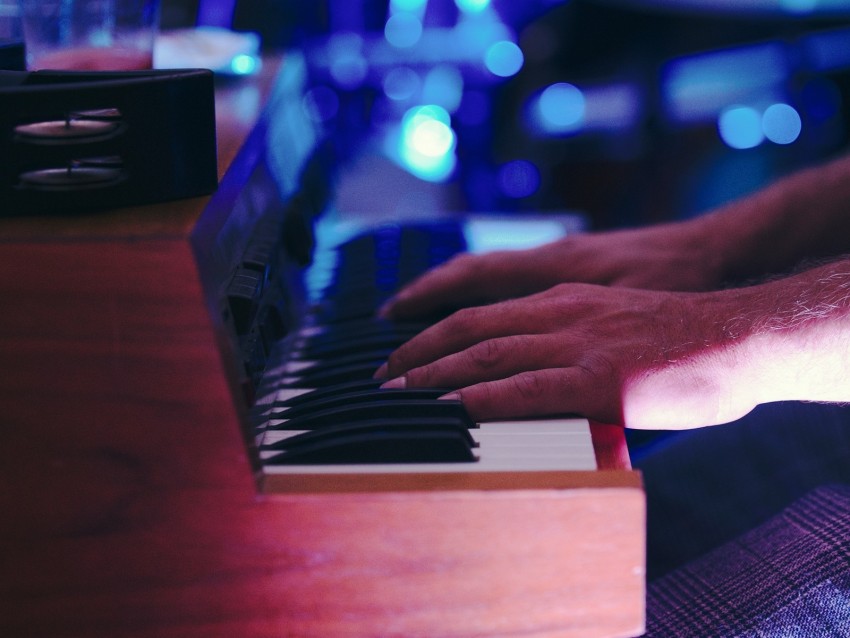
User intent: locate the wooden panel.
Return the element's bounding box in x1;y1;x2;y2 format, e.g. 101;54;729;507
591;421;633;470
0;55;645;638
1;487;644;638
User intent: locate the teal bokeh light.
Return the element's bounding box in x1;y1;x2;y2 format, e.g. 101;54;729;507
384;13;423;48
485;41;524;78
398;105;457;181
718;106;764;149
456;0;491;12
535;83;585;133
762;103;802;144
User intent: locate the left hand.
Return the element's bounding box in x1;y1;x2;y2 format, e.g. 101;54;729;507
377;283;757;429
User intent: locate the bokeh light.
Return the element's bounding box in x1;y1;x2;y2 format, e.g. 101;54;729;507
718;105;764;149
535;82;585;133
485;40;524;77
762;103;802;144
498;160;541;198
302;85;340;123
422;65;464;112
230;54;259;75
328;33;368;89
385;13;423;48
383;67;421;101
456;0;491;12
398;105;457;181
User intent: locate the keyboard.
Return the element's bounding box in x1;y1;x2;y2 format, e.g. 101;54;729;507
251;219;597;485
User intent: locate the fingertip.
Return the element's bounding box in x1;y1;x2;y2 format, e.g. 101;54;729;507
373;362;388;379
381;376;407;389
377;298;396;320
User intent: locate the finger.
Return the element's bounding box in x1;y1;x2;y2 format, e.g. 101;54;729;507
383;300;553;378
440;367;623;424
380;250;541;320
379;254;489;320
397;334;564;389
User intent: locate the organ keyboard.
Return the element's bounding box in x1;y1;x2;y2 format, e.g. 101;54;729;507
253;221;600;481
0;53;645;638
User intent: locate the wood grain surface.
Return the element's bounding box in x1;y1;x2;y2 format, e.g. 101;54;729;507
0;56;645;638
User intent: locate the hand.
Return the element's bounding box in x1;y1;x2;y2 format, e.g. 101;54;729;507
380;223;724;321
376;282;778;429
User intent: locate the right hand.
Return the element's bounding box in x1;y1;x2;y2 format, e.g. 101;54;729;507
380;222;724;320
378;282;758;428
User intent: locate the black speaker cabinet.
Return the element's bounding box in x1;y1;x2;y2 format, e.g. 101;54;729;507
0;68;217;216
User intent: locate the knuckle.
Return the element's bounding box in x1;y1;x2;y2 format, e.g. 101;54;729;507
406;364;437;388
467;339;505;370
385;345;413;377
576;352;618;383
511;370;548;402
449;306;484;335
458;381;498;416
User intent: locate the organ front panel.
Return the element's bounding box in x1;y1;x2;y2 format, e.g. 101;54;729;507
0;54;645;638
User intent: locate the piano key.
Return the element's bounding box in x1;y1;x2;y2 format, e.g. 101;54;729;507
299;317;428;337
262;418;478;464
311;300;386;324
270;387;453;420
266;399;476;431
273;379;387;408
254;221;598;479
282;348;394;372
278;360;384;387
260;418;597;474
293;333;412;360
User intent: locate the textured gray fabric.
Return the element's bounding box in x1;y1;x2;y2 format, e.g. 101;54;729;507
644;485;850;637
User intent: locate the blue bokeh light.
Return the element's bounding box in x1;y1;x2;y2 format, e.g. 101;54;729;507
398;105;457;181
230;54;259;75
779;0;818;13
302;85;340;123
422;65;464;112
391;0;428;11
456;0;491;13
484;41;524;77
383;67;421;101
663;43;788;123
718;106;764;149
498;160;541;199
328;33;368;89
535;83;585;133
762;103;802;144
384;13;423;48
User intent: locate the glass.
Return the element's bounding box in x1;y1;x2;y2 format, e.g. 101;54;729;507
21;0;160;71
0;0;24;70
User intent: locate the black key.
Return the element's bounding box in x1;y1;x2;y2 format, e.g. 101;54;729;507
313;300;383;324
276;379;386;408
263;418;478;464
289;347;394;371
272;387;452;420
299;322;425;350
294;334;411;360
267;399;476;430
281;361;384;387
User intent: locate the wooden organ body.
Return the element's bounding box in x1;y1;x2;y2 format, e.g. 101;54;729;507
0;55;645;637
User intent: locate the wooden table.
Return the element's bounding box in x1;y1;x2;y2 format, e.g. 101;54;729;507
0;54;645;638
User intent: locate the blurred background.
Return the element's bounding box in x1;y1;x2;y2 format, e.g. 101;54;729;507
158;0;850;231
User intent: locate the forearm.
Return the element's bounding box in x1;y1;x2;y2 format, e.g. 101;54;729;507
625;256;850;428
692;153;850;284
729;257;850;404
